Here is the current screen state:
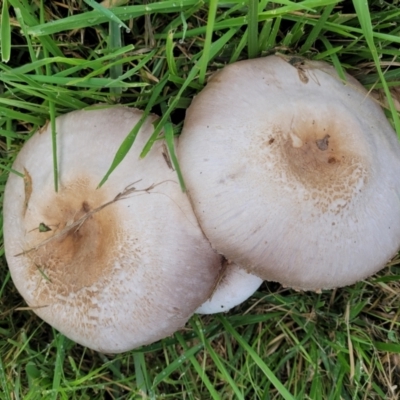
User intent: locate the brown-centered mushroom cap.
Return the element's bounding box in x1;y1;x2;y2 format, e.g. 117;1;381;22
4;106;221;352
178;55;400;291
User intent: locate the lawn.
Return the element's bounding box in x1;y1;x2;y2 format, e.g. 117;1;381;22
1;0;400;399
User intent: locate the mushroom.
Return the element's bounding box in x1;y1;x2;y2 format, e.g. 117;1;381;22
196;260;263;314
178;55;400;291
3;106;221;353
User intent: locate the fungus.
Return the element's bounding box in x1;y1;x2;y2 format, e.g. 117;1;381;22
196;260;263;314
178;55;400;291
4;106;221;353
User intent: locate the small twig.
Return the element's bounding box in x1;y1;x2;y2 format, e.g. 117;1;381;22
15;180;170;257
15;305;49;311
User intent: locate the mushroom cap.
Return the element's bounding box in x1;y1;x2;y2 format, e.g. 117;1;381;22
4;106;221;353
196;261;263;314
178;55;400;291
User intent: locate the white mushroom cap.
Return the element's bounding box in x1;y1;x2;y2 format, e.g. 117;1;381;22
196;261;263;314
4;106;221;353
178;56;400;291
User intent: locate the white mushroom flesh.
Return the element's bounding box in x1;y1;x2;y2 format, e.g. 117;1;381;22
196;261;263;314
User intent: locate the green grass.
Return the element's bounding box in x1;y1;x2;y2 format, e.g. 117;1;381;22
1;0;400;399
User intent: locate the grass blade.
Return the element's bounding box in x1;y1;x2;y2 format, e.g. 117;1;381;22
27;1;198;36
247;0;259;58
1;0;11;62
8;0;64;57
0;355;11;400
98;74;169;187
352;0;400;135
51;333;66;400
165;30;178;76
164;121;186;191
300;3;336;53
218;315;295;400
109;21;123;98
199;0;218;85
140;27;237;160
191;317;245;400
175;332;221;400
83;0;130;31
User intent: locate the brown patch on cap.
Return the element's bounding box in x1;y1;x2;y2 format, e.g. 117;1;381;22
250;104;370;215
25;177;121;304
280;112;369;213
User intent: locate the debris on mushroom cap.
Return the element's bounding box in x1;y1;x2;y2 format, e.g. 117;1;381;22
178;55;400;291
196;260;263;314
371;86;400;112
3;106;221;353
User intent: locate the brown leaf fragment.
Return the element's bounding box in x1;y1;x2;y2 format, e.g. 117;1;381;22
162;143;173;170
38;120;49;134
23;167;33;216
